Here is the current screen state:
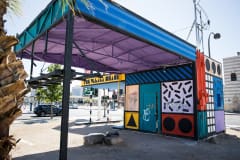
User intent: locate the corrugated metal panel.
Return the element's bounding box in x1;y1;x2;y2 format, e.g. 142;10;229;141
197;111;207;139
126;64;193;85
140;83;161;133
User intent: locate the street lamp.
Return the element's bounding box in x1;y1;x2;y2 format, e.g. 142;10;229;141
208;32;221;58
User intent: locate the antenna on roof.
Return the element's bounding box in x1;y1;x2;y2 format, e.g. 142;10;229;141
187;0;210;52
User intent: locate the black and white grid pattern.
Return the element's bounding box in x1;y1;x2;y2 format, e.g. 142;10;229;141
205;74;216;134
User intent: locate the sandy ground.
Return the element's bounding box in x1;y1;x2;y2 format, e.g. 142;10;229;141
10;119;240;160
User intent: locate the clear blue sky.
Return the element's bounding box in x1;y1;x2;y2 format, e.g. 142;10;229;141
5;0;240;75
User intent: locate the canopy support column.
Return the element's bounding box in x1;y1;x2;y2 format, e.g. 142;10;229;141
59;10;74;160
192;61;198;140
30;41;35;79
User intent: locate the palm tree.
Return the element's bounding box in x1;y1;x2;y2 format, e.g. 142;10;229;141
0;0;29;159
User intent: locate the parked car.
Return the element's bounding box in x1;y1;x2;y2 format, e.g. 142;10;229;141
34;104;62;117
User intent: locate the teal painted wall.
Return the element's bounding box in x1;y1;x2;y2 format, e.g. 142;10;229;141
140;83;161;132
197;111;208;139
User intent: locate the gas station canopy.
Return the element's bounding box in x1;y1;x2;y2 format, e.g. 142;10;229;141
15;0;196;74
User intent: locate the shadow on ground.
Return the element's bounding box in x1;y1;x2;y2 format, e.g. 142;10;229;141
15;126;240;160
53;121;117;135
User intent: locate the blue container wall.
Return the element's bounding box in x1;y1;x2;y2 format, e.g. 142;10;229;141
213;77;224;110
140;83;161;133
126;64;193;85
126;64;195;138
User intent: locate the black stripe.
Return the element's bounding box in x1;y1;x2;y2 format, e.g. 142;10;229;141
175;94;181;99
186;94;193;98
164;96;168;102
178;82;183;89
168;91;171;98
186;100;191;107
174;90;181;93
163;89;168;94
184;81;191;85
188;86;193;92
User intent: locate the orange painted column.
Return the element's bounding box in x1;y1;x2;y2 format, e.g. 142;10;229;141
196;50;208;111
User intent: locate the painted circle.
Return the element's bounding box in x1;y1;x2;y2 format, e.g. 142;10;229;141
212;62;216;74
178;118;192;133
163;117;175;131
205;59;210;71
217;64;221;75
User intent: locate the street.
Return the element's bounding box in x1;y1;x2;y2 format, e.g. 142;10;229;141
16;105;124;125
18;105;239;130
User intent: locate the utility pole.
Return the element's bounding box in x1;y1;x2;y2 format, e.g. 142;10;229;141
193;0;200;49
186;0;200;46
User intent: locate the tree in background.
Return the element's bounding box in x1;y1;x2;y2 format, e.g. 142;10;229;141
36;64;63;119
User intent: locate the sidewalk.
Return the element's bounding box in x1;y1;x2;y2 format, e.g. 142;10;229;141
10;119;240;160
10;110;240;159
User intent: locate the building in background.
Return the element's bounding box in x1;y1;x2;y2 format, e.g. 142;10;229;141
223;52;240;112
72;86;83;97
70;86;84;104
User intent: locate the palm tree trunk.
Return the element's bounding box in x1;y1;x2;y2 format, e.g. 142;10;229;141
0;1;30;159
0;124;8;137
0;0;8;141
0;1;7;36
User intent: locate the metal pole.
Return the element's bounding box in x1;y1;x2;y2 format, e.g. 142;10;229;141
193;0;199;48
44;31;49;55
199;11;204;52
107;88;109;122
117;79;120;109
192;62;199;139
208;32;213;58
59;10;74;160
89;94;92;123
30;41;35;79
103;89;106;117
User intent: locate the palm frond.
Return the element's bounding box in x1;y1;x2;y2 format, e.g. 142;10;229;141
61;0;93;14
6;0;21;16
61;0;75;14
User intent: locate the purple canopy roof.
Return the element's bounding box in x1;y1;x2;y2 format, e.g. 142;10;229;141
20;16;191;73
17;0;196;74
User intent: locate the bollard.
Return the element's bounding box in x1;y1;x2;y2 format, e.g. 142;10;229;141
107;100;110;122
89;94;92;123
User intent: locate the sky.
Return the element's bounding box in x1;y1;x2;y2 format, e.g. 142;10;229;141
4;0;240;78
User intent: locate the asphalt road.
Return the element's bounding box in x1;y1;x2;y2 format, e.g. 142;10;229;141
19;106;239;128
16;105;124;124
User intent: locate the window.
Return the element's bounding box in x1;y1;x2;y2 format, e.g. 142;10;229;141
231;73;237;81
